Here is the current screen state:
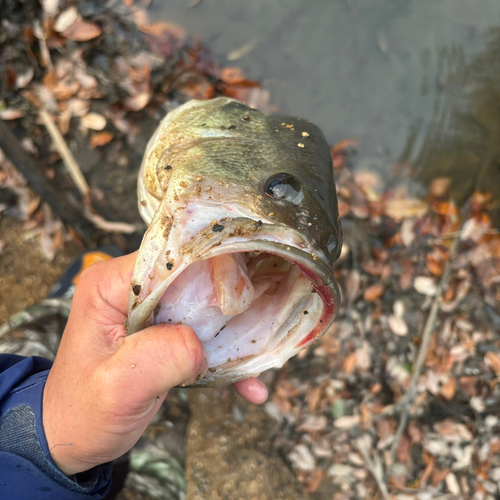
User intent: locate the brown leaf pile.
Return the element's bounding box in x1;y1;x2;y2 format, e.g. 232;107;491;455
265;158;500;498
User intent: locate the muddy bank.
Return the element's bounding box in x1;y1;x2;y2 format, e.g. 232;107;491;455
0;217;77;324
185;388;306;500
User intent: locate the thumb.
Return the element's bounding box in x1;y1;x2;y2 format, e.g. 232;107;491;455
106;324;208;406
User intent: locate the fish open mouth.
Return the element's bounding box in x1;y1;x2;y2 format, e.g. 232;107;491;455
128;211;340;385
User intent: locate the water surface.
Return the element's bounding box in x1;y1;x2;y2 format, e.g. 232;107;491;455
150;0;500;210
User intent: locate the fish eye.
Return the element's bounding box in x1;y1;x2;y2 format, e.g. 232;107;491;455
264;173;303;204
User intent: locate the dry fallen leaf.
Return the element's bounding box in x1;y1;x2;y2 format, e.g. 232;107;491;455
363;283;384;301
432;201;459;216
40;0;61;17
429;177;451;197
124;92;150;111
393;300;405;318
441;377;456;400
327;464;354;477
81;112;107;131
384;198;428;219
388;315;409;336
54;6;78;32
297;415;328;433
334;415;360;429
305;468;323;493
0;109;24;120
431;467;450;487
140;21;185;40
288;444;316;471
413;276;437;296
355;342;371;371
220;67;247;85
400;218;416;247
330;138;359;155
15;67;34;89
445;472;460;496
343;352;357;374
485;352;500;374
90;131;114;148
427;254;444;277
62;20;102;41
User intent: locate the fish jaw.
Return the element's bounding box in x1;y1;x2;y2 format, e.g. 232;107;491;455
128;200;340;386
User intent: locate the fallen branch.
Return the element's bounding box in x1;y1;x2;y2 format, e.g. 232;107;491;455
356;435;391;500
388;235;461;467
84;209;137;234
38;109;90;202
0;119;96;242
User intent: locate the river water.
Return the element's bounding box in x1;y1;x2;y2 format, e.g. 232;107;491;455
150;0;500;211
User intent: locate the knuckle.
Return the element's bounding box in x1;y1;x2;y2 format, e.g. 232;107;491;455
73;264;109;313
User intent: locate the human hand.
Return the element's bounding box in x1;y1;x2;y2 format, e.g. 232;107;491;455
43;251;268;476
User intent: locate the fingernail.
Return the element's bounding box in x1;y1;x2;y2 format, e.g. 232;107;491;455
180;346;209;387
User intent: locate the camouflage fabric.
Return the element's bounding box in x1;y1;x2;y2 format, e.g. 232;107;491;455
0;298;71;360
0;300;188;500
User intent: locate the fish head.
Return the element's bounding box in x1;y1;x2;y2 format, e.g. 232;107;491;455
128;97;343;385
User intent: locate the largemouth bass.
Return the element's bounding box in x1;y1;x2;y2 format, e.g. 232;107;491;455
127;98;342;385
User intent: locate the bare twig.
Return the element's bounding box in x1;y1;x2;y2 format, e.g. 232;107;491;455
356;435;391;500
39;109;137;235
84;209;137;234
389;235;461;467
38;109;90;202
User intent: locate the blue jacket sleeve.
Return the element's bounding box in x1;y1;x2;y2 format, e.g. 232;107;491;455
0;354;113;499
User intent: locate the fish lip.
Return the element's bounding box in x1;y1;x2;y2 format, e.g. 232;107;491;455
128;218;340;350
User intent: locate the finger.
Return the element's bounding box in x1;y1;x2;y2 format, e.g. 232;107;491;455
233;377;268;404
102;324;208;410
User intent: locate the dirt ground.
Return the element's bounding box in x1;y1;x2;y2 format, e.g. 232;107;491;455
185;388;307;500
0;216;78;324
